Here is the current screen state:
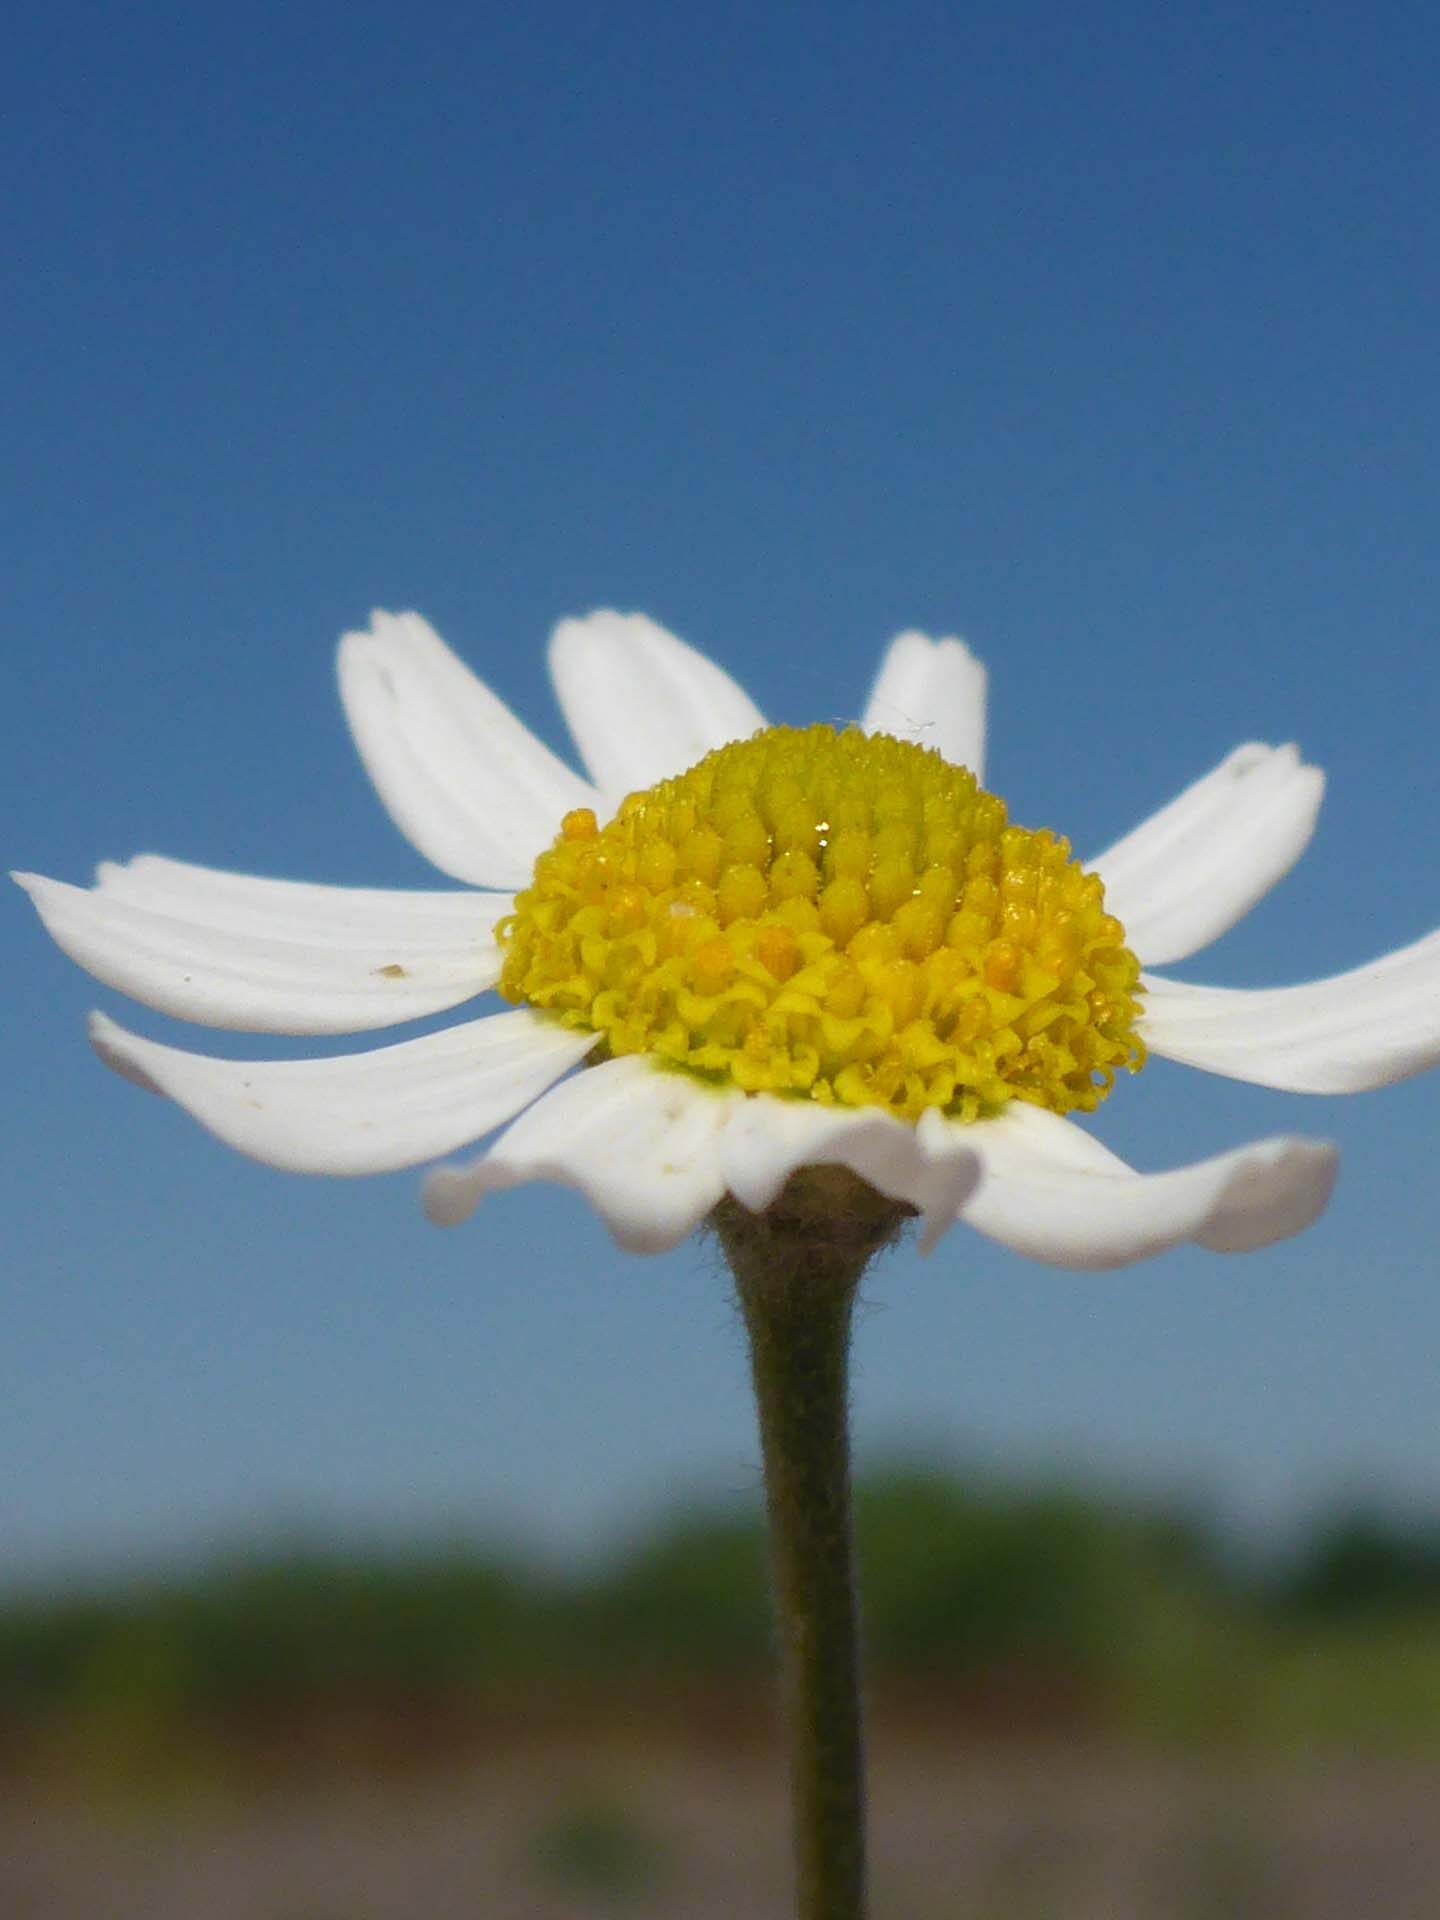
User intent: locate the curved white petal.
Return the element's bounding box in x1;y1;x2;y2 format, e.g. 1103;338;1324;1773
1093;744;1325;966
957;1104;1337;1269
338;610;598;888
15;860;507;1034
425;1055;730;1252
1140;931;1440;1091
89;1009;597;1176
719;1099;981;1253
861;631;987;782
548;610;767;804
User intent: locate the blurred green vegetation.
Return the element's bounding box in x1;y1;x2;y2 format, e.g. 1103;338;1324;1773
4;1467;1439;1789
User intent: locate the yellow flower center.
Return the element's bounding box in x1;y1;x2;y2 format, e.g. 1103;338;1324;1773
498;726;1145;1122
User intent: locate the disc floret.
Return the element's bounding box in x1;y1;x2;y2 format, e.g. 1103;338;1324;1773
498;726;1144;1122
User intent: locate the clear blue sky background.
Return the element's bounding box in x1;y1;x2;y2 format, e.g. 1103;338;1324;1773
6;1;1438;1584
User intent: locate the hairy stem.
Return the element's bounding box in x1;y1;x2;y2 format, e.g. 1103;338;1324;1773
714;1170;908;1920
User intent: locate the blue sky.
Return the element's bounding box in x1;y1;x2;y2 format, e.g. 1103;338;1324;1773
6;1;1439;1583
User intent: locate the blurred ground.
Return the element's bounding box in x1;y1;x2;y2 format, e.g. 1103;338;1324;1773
5;1731;1437;1919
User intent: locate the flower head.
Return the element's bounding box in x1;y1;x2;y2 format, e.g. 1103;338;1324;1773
17;611;1440;1266
500;725;1144;1121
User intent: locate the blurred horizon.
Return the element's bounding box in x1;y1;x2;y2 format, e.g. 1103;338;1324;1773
8;1456;1440;1741
1;1434;1430;1601
5;1444;1439;1598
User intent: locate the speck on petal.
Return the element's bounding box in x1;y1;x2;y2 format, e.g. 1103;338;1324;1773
14;861;506;1035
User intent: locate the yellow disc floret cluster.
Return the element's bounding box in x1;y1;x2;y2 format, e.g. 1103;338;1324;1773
498;726;1145;1122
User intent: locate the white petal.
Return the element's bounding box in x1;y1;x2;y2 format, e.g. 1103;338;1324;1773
957;1103;1337;1269
1140;931;1440;1091
719;1098;981;1253
548;610;767;804
15;859;508;1035
1093;744;1325;966
337;610;598;887
89;1009;597;1175
861;630;987;781
425;1056;730;1252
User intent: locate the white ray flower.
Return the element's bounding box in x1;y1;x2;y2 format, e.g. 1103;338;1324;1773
17;610;1439;1267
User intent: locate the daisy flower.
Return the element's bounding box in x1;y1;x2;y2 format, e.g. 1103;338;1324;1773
16;612;1439;1268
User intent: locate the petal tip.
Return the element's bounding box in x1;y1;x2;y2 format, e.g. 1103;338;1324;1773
608;1217;697;1256
422;1164;480;1228
549;606;630;646
337;608;431;671
887;626;982;664
1201;1137;1340;1254
87;1011;161;1095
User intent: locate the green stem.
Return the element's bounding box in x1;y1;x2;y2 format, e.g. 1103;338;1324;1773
714;1170;908;1920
